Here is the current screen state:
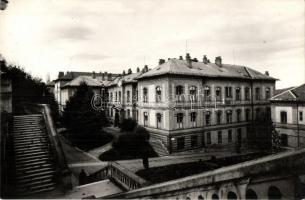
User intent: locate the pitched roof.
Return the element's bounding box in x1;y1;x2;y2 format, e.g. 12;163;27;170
46;81;55;87
106;72;142;87
138;59;276;81
55;71;120;81
274;87;295;95
63;76;102;88
271;83;305;102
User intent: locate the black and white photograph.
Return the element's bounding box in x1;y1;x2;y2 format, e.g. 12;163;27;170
0;0;304;199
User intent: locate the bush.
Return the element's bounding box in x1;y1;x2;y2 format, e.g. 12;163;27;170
120;118;137;132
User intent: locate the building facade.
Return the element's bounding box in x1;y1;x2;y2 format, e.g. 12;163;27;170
270;84;305;148
103;54;276;153
53;54;276;153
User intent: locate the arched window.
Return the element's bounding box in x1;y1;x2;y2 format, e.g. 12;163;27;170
156;113;162;129
255;87;261;100
268;186;282;200
176;113;183;129
198;195;204;200
156;86;162;102
119;91;121;103
126;90;130;102
265;87;271;99
190;112;197;127
176;85;184;102
215;87;222;101
236;87;241;101
280;111;287;123
143;88;148;102
143;112;148;126
236;109;242;122
245;87;250;100
115;92;118;102
189;86;197;102
245;109;251;121
204;86;211;101
212;194;219;200
227;191;237;200
246;189;258;200
216;111;222;125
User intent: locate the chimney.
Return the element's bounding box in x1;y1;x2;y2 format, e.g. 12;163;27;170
142;65;148;73
102;72;105;80
92;71;96;79
128;68;132;74
215;56;222;67
265;71;269;76
159;59;165;65
105;71;108;80
122;70;126;75
192;58;198;62
179;55;183;60
58;71;64;78
203;55;208;64
108;73;112;80
186;53;192;66
137;67;140;73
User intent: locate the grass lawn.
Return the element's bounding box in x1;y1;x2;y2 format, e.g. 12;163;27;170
136;152;268;184
61;130;113;151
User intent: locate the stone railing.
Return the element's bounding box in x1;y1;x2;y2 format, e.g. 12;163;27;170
104;149;305;199
88;162;148;191
39;104;72;190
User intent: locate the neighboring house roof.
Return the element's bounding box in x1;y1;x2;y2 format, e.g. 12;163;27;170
46;81;55;87
63;76;102;88
55;71;120;82
106;72;142;87
271;83;305;102
138;59;276;81
274;87;295;95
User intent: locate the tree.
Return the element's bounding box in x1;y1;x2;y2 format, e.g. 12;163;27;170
120;118;137;132
61;82;108;144
0;58;59;118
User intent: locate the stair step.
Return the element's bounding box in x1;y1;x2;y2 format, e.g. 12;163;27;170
15;150;50;157
17;167;54;176
16;160;51;168
16;163;53;172
14;131;44;135
14;137;47;143
21;185;56;196
13;128;43;132
17;170;55;181
15;143;47;149
14;145;48;152
14;135;46;140
18;181;56;194
16;157;50;165
18;177;54;189
14;140;47;147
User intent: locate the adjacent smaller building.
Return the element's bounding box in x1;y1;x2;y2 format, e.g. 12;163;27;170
271;84;305;148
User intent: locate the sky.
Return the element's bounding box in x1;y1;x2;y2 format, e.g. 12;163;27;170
0;0;304;88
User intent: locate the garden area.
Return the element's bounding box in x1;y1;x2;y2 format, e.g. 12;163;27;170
136;152;269;184
99;118;158;161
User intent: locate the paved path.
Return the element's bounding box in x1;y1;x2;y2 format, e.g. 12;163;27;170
88;142;113;158
117;150;256;172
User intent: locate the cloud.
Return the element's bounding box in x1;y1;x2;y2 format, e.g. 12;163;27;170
72;53;110;61
51;25;93;41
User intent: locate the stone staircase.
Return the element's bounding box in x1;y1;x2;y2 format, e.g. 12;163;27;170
13;114;57;196
149;138;169;156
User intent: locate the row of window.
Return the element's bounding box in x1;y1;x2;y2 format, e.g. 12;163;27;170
142;108;266;129
142;85;271;103
175;129;242;150
108;85;271;103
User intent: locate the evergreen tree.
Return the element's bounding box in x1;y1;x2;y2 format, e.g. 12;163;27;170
62;82;107;138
